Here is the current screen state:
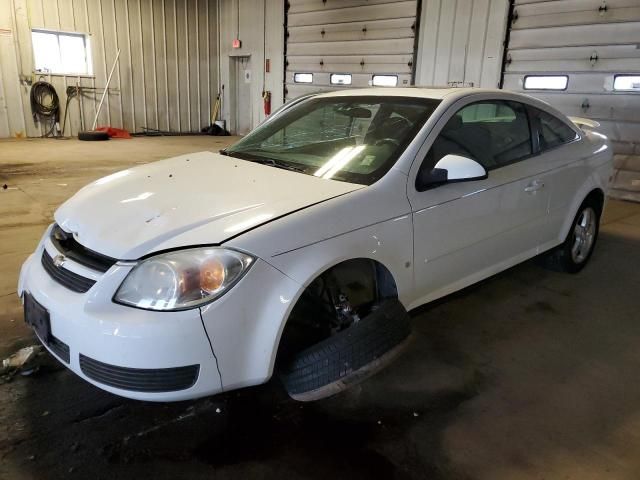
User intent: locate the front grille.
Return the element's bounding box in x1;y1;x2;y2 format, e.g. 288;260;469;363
41;251;97;293
47;335;70;364
50;224;116;273
79;355;200;392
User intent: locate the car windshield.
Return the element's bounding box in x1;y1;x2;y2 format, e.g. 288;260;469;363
225;96;441;185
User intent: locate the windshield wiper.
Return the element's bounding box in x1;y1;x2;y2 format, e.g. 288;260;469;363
220;149;307;173
249;157;306;173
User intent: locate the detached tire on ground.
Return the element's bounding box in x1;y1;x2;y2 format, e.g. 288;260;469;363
78;130;110;141
280;299;412;401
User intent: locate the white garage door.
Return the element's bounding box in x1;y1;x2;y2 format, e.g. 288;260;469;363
502;0;640;202
285;0;418;100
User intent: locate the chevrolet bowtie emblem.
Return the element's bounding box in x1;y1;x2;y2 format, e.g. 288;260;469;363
53;254;66;268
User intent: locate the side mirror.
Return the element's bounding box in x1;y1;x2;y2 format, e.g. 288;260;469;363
417;154;487;191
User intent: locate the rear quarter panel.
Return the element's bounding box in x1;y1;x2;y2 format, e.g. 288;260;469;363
543;129;613;251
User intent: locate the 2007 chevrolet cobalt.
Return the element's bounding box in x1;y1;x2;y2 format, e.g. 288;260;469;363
19;88;613;401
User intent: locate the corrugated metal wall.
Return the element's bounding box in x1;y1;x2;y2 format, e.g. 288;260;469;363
415;0;510;88
0;0;219;139
503;0;640;202
284;0;419;99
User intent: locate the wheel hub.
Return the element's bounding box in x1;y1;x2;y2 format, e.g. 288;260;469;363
571;207;596;264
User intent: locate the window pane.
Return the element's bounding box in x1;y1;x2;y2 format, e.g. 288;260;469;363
266;104;355;147
32;31;61;73
428;101;532;170
59;35;87;74
613;75;640;91
524;75;568;90
535;108;577;150
330;74;352;85
31;30;89;75
372;75;398;87
227;97;440;185
294;73;313;84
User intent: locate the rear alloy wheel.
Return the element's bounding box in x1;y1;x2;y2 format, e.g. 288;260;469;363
571;207;597;264
541;198;601;273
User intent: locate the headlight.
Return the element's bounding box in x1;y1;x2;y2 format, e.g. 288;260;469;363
114;248;254;311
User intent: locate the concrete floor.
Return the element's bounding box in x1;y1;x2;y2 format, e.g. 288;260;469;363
1;137;640;479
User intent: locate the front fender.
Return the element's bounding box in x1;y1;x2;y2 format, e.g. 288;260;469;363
207;212;414;391
265;213;414;309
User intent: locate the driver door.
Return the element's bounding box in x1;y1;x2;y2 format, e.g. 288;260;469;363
407;99;549;308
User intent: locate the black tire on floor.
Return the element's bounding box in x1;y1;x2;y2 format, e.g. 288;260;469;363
78;130;110;141
540;196;601;274
280;299;412;401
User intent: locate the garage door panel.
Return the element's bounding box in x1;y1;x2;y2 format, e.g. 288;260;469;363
286;71;412;88
288;1;417;27
289;0;412;14
506;58;640;74
508;44;640;62
287;61;412;75
286;84;336;99
578;120;640;145
512;7;640;29
611;141;640;156
287;38;415;56
287;18;414;43
531;93;640;123
286;0;417;101
602;121;640;145
504;72;630;93
514;0;639;15
505;0;640;202
509;23;640;49
287;54;414;67
611;169;640;197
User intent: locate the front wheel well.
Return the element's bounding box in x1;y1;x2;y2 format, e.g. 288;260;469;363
275;258;399;364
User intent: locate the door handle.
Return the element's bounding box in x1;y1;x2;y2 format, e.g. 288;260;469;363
524;180;545;193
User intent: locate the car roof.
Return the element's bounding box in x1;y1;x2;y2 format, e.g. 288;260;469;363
315;87;505;100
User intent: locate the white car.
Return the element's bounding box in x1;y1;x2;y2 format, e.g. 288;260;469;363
18;88;613;402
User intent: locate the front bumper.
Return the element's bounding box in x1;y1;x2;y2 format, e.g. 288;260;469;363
18;232;303;402
18;243;223;401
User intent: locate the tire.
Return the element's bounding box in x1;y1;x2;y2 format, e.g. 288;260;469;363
540;197;601;273
78;130;110;141
280;299;412;401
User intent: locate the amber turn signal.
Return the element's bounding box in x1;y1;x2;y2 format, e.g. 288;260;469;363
200;257;226;293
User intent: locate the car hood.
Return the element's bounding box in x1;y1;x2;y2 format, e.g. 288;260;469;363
54;151;362;259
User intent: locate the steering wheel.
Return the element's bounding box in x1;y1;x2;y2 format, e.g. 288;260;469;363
374;137;400;148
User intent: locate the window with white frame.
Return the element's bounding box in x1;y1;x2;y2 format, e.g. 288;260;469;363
32;29;92;75
523;75;568;91
613;75;640;92
372;75;398;87
330;74;352;85
294;73;313;84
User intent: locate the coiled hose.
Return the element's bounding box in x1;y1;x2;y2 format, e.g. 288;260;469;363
30;81;60;137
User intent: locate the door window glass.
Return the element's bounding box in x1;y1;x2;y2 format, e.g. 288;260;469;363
423;100;532;172
533;108;578;151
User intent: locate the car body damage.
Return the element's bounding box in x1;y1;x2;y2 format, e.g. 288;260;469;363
54;151;363;259
19;88;613;401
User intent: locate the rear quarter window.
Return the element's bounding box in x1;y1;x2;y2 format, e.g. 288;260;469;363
533;108;578;151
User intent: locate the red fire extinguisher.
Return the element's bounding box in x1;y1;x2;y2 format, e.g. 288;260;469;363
262;90;271;116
